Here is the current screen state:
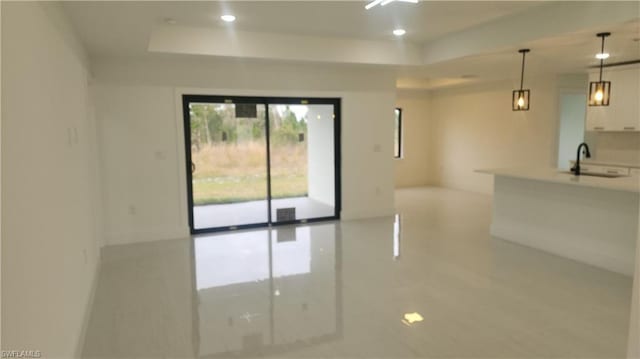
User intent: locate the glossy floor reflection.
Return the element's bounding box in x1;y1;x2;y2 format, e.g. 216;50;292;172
194;225;340;357
82;187;633;358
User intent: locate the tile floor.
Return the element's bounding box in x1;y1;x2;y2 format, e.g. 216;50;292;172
82;187;633;358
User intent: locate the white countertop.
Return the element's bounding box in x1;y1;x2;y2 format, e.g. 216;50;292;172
568;159;640;169
477;167;640;193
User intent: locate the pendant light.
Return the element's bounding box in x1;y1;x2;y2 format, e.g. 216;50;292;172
588;32;611;106
512;49;530;111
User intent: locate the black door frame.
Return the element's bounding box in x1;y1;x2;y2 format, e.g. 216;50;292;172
183;95;342;234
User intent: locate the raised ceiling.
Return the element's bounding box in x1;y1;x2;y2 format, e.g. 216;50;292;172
62;1;539;55
62;1;640;90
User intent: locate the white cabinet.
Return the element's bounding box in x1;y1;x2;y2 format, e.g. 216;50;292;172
569;162;632;176
577;164;602;174
585;107;607;131
578;164;628;175
610;67;640;131
585;66;640;132
599;166;630;176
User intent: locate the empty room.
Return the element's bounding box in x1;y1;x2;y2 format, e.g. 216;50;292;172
1;1;640;358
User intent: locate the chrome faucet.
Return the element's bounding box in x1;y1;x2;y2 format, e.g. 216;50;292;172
572;142;591;176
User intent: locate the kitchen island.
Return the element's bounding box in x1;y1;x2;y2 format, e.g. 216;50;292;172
478;168;639;276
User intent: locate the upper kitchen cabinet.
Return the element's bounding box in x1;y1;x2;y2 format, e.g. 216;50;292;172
586;66;640;132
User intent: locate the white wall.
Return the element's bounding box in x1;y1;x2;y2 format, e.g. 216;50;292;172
93;85;185;244
1;2;101;357
307;105;335;207
394;72;640;192
587;132;640;166
91;57;396;245
427;77;559;194
0;0;3;351
631;209;640;357
394;92;433;188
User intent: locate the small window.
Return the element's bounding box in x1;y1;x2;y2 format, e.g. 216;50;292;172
394;108;402;158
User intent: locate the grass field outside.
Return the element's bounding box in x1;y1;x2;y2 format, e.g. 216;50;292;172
192;142;308;205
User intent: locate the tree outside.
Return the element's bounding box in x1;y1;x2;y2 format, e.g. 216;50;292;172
189;103;308;205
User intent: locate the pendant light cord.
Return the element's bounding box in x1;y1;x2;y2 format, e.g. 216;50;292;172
520;51;526;90
595;32;610;82
518;49;529;90
598;35;605;82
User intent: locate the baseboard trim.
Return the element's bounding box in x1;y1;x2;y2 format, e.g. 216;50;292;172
341;207;395;221
74;259;100;358
105;226;190;246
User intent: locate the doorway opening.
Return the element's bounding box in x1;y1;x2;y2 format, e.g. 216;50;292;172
557;93;587;169
183;95;341;233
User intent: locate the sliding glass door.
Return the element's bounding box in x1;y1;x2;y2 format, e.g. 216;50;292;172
185;99;269;230
183;96;340;233
268;103;336;224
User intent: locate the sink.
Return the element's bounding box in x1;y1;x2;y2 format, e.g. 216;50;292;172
560;171;629;178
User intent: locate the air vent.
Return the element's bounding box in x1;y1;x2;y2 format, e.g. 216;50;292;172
276;208;296;222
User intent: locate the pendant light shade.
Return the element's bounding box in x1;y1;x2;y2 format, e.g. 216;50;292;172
512;49;530;111
588;81;611;106
512;89;530;111
589;32;611;106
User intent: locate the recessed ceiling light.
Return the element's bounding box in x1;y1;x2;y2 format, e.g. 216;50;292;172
595;52;610;59
221;15;236;22
393;29;406;36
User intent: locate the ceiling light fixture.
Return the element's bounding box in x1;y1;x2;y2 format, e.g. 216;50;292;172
220;14;236;22
589;32;611;106
512;48;531;111
365;0;418;10
393;29;406;36
595;52;610;60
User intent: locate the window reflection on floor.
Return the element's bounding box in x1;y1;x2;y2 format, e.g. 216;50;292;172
393;214;402;260
194;223;341;356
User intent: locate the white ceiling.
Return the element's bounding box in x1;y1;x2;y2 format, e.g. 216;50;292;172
398;20;640;86
62;1;640;90
62;1;539;55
